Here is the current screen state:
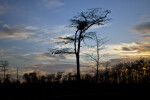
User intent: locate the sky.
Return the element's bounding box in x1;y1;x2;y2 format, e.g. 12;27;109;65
0;0;150;76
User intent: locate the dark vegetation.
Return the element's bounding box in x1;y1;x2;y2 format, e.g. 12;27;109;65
0;58;150;100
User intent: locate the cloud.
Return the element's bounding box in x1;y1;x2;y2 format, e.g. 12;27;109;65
33;63;74;73
13;54;33;62
25;24;76;45
0;48;5;57
26;33;50;43
113;17;150;57
133;21;150;35
24;26;38;30
0;46;22;60
32;24;76;45
107;58;139;67
90;23;111;30
0;24;35;40
90;42;141;59
121;42;150;53
18;61;75;74
0;67;17;76
42;0;65;8
0;5;7;15
121;47;132;51
27;25;74;43
111;41;150;58
34;52;66;60
22;60;94;74
48;25;74;35
132;16;150;40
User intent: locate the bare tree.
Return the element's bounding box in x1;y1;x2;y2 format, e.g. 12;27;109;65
50;8;110;81
86;33;108;83
0;60;9;80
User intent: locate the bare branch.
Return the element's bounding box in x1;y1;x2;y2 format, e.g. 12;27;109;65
49;48;75;54
54;36;75;44
85;54;97;62
70;8;111;32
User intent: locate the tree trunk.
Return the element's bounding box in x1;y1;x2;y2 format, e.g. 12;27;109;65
96;35;99;83
96;61;99;83
76;31;82;82
76;53;80;82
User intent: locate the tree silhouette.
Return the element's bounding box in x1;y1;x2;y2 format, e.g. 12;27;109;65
86;33;108;83
3;74;11;84
56;72;63;82
50;8;110;81
46;74;55;83
23;72;38;84
50;8;111;82
0;60;9;80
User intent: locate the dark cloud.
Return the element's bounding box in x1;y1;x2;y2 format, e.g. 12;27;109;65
133;21;150;35
122;47;131;51
0;24;35;40
120;42;150;53
132;43;150;53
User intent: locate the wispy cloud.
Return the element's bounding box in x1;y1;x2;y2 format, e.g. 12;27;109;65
24;26;38;30
0;24;74;45
41;0;65;8
117;42;150;56
132;16;150;40
108;41;150;59
34;52;66;60
112;16;150;58
22;61;94;74
25;25;73;45
92;42;139;59
90;23;111;30
12;54;33;62
0;24;35;40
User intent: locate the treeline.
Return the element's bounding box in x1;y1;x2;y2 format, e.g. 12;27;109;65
109;58;150;84
21;58;150;84
0;58;150;100
0;58;150;85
